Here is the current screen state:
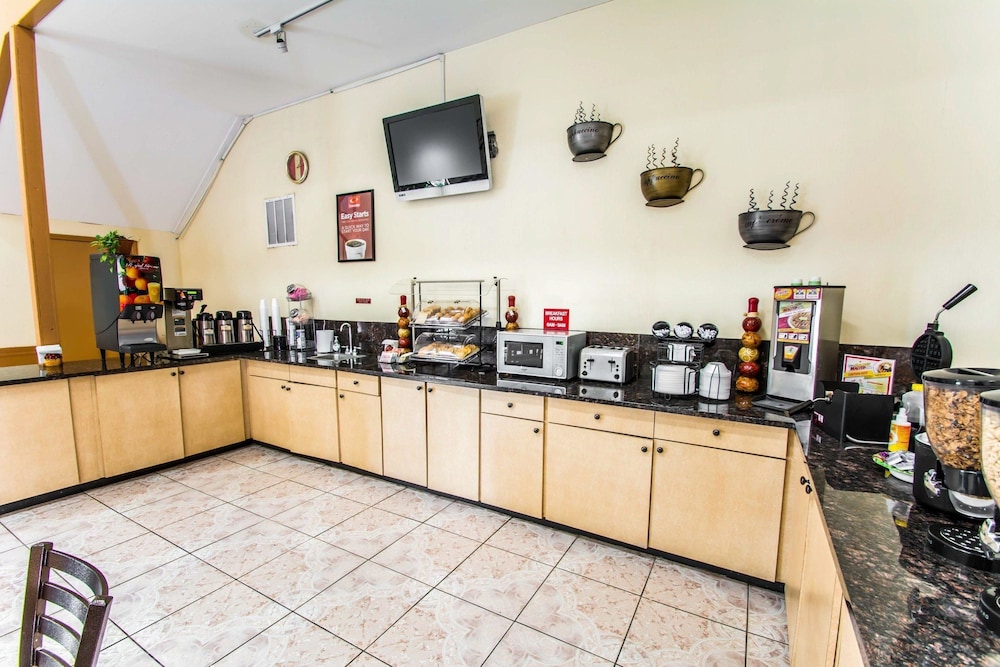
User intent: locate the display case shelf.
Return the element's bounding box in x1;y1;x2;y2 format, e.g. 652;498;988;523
409;278;498;366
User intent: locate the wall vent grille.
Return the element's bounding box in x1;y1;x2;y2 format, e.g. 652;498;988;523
264;194;297;247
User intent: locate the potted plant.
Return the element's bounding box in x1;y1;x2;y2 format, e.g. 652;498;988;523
90;230;132;272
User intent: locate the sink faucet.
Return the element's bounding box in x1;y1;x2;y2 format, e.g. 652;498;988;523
339;322;354;355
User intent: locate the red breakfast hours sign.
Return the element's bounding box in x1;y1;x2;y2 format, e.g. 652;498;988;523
543;308;570;332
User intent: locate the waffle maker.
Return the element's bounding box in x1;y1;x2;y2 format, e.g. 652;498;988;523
910;284;977;377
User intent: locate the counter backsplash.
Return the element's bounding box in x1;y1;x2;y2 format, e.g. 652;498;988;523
310;319;919;396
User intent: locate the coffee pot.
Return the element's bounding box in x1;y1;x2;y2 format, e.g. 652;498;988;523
235;310;256;343
194;310;215;347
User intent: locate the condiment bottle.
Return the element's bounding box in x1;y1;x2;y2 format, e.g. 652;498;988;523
504;295;520;331
889;406;911;452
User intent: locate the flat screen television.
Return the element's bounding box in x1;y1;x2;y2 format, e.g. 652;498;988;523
382;94;492;201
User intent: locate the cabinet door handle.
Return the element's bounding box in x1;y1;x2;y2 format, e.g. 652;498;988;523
507;402;514;408
805;484;813;494
656;446;663;454
641;445;648;453
594;413;601;420
178;370;185;375
417;385;423;391
285;386;291;392
280;384;286;390
800;476;808;486
339;393;345;399
353;380;359;385
170;371;177;377
533;427;540;434
712;429;721;437
428;387;434;393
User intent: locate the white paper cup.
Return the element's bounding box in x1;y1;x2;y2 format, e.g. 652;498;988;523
345;238;366;259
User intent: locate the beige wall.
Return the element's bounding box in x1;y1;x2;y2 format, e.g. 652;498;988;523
5;0;998;366
0;214;182;347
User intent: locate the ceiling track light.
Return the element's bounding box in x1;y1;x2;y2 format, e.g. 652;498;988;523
255;0;337;53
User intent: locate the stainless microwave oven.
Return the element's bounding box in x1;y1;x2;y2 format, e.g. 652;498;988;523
495;329;587;380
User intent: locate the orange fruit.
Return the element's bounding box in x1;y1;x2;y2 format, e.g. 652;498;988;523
134;295;151;304
134;277;148;291
125;266;140;280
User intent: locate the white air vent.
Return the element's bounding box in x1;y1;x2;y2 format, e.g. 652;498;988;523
264;195;297;247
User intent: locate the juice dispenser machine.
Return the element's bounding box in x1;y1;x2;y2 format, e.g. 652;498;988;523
162;287;203;350
90;254;165;368
765;285;846;403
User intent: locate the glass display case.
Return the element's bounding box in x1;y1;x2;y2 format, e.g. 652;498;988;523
409;278;497;365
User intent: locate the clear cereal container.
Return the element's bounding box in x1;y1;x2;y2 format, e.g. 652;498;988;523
923;368;1000;471
982;390;1000;501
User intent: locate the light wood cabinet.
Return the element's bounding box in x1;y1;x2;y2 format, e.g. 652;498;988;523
778;439;812;648
247;368;339;461
0;380;80;504
834;601;867;667
426;383;480;500
96;368;184;477
544;422;653;547
338;373;382;473
179;360;246;456
648;438;785;581
381;377;427;485
480;412;543;517
69;376;104;483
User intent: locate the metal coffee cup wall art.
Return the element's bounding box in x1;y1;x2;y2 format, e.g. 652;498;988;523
567;102;622;162
640;139;704;207
739;183;816;250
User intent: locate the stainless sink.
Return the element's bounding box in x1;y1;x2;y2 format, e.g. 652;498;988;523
308;352;366;361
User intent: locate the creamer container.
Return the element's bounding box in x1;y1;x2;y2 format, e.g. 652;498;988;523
889;406;911;452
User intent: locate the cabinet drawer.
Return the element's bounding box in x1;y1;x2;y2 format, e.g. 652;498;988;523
654;412;788;458
289;365;337;388
546;397;653;438
245;360;289;381
482;390;544;421
338;372;380;396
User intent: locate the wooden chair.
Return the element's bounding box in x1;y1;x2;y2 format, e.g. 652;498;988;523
19;542;113;667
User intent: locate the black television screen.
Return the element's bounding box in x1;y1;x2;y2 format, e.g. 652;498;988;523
383;94;492;201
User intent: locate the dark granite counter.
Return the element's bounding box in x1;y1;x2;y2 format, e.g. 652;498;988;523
804;417;1000;666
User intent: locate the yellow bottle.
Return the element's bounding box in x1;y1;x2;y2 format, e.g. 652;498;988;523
888;407;911;452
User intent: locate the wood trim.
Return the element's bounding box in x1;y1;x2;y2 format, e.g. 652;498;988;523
11;24;58;345
0;346;37;367
18;0;64;30
0;33;9;128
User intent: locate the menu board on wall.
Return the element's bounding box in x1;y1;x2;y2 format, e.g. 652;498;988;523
337;190;375;262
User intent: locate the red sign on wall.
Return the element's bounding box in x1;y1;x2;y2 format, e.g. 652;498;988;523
543;308;570;332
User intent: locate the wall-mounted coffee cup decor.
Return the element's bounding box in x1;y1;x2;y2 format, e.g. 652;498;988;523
567;102;622;162
640;139;704;207
739;182;815;250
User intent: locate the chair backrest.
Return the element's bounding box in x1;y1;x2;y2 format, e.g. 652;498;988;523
19;542;113;667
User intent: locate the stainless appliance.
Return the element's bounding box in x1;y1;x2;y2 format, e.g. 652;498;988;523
163;287;202;350
496;329;586;380
765;285;846;402
193;311;216;347
579;346;637;384
89;254;165;368
236;310;256;343
215;311;235;345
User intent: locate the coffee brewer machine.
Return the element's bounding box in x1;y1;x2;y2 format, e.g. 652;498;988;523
763;285;846;403
90;254;165;368
162;288;203;350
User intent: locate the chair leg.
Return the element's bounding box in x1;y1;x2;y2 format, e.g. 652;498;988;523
19;542;53;667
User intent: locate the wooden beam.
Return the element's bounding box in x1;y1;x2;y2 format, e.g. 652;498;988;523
11;24;58;346
0;33;9;127
18;0;63;30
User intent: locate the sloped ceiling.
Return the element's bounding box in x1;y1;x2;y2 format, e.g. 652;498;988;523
0;0;607;233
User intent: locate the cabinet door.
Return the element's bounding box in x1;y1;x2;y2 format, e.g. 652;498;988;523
97;368;184;477
648;440;785;581
834;600;866;667
339;390;383;473
480;413;543;517
792;494;844;667
544;423;652;547
426;383;480;500
778;439;812;647
179;360;246;456
0;380;79;504
247;375;290;448
381;378;427;485
288;381;339;462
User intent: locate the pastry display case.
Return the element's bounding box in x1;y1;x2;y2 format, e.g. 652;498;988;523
409;278;497;365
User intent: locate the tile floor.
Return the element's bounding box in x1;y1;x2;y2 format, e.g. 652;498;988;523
0;444;789;666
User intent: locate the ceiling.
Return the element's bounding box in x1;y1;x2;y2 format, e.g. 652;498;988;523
0;0;607;234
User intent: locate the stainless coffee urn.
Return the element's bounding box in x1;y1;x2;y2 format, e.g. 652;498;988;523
764;285;846;402
215;311;236;345
90;254;165;369
235;310;256;343
163;287;203;350
193;311;216;347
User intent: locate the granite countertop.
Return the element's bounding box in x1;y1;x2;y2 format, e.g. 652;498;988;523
0;351;796;430
803;417;1000;666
